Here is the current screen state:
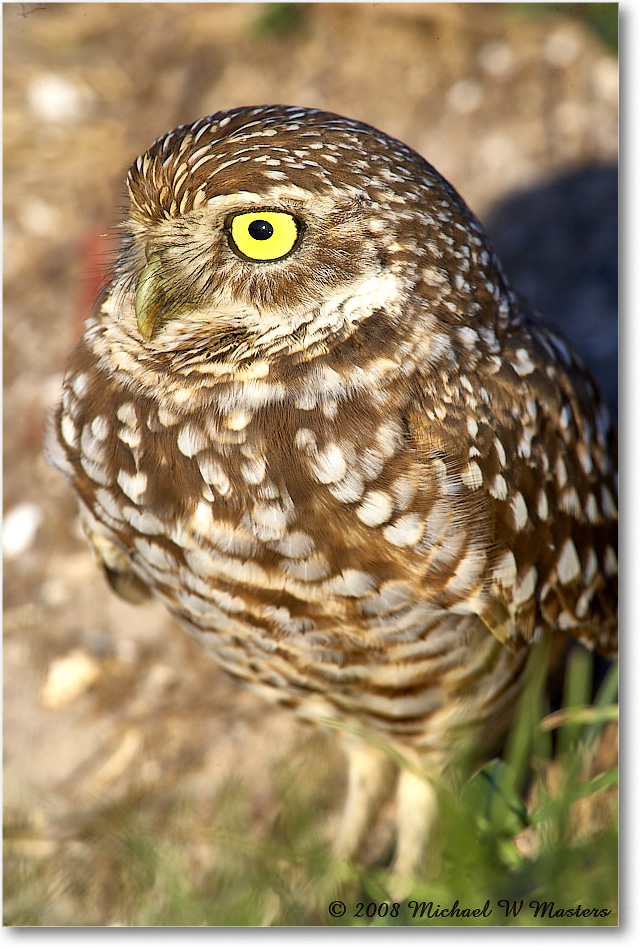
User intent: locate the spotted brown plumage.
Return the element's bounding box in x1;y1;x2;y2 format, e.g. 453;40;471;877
47;105;617;876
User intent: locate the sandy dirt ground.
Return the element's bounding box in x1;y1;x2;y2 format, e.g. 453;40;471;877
3;1;618;925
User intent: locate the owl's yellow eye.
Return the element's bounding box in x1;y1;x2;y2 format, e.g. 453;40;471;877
228;210;301;262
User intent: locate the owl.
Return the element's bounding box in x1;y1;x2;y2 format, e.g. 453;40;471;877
47;105;617;878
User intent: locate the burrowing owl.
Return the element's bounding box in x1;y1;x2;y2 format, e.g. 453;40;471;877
48;105;617;876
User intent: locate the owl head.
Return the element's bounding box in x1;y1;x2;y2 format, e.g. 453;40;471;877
112;105;509;366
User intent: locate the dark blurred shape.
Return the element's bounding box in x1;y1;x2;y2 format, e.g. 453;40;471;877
485;164;618;417
576;2;619;53
508;3;618;54
253;2;305;37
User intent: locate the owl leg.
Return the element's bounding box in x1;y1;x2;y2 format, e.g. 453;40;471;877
334;736;397;862
392;766;439;881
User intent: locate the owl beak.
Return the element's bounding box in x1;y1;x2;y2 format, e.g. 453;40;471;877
135;254;164;341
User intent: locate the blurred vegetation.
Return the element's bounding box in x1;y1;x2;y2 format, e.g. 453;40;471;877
250;2;619;54
511;2;618;53
252;2;306;38
4;646;617;927
578;3;619;52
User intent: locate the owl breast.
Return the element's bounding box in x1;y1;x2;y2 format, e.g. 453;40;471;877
53;311;534;754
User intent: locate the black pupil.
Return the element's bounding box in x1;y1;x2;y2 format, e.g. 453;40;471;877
248;219;274;241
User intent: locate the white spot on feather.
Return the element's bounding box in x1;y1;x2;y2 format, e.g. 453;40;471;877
117;470;147;504
511;348;536;376
442;545;485;599
604;545;618;577
356;490;393;527
309;443;347;484
94;488;125;523
461;461;483;490
494;438;507;468
225;409;253;431
601;485;617;520
360;450;384;481
375;420;403;459
80;455;112;487
81;423;107;464
158;405;180;426
514;566;537;605
560;487;582;518
121;506;166;535
280;553;330;581
118;426;141;448
178;424;209;458
197;455;231;496
71;372;89;399
582;548;598;584
45;426;75;476
585;492;600;523
557;538;582;584
252;502;288;534
240;457;266;484
390;473;416;510
326;570;377;597
489;474;508;500
360;580;415;616
295;428;316;452
537;489;549;521
134;538;177;571
510;492;528;531
117;402;137;427
271;531;315;558
575;590;590;618
555;456;568;489
328;471;365;503
90;415;109;441
576;442;593;476
383;513;424;547
492;550;517;589
60;413;77;448
190;501;216;536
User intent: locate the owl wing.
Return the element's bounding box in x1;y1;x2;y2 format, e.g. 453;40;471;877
403;315;617;659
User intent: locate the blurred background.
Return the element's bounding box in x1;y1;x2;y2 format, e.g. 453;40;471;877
3;2;618;926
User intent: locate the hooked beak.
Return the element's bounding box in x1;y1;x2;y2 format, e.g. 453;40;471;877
134;253;164;341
